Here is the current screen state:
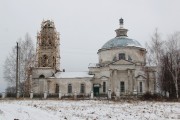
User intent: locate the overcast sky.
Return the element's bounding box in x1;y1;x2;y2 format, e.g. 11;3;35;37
0;0;180;92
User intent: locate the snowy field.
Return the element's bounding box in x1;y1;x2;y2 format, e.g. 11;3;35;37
0;100;180;120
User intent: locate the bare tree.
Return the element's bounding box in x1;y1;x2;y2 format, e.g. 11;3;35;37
165;32;180;98
3;33;35;95
146;28;164;66
19;34;35;95
146;28;164;93
149;31;180;99
160;54;175;98
3;48;17;85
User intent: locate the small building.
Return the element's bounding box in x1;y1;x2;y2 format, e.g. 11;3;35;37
31;19;156;97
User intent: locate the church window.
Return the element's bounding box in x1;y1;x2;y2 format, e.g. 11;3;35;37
80;84;85;93
42;55;48;67
120;81;125;92
119;53;125;60
68;84;72;93
139;82;143;93
55;84;59;93
39;74;45;79
103;82;106;92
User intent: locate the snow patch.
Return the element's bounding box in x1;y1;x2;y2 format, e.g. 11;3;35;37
0;100;180;120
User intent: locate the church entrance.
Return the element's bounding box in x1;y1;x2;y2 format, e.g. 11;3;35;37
93;84;100;96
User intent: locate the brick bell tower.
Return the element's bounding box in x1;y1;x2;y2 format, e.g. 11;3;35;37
31;20;60;93
32;20;60;80
36;20;60;72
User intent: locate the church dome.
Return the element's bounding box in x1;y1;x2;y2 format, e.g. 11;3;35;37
100;18;142;50
101;36;142;49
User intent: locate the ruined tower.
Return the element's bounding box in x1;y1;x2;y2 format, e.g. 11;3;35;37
31;20;60;93
35;20;60;72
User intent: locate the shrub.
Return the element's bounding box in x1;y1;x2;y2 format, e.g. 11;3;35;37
33;93;43;98
48;93;59;98
61;95;73;99
6;93;16;98
140;92;162;101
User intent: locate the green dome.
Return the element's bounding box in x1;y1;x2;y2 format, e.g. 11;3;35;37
101;36;142;49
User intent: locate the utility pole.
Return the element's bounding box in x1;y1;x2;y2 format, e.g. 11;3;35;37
16;42;19;98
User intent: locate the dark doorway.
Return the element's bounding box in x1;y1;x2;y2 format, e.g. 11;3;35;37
93;84;100;96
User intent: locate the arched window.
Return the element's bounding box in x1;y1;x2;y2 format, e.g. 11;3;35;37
80;84;85;93
68;84;72;93
39;74;45;79
55;84;59;93
42;55;48;67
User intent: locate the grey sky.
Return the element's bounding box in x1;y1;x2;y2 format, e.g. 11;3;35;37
0;0;180;92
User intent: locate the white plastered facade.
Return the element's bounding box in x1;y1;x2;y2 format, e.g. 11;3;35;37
31;19;156;97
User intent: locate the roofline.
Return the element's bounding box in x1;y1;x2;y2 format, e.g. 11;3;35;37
97;46;146;53
32;67;54;70
33;77;93;79
108;59;135;65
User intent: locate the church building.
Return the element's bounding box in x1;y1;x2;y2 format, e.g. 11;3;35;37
31;19;156;97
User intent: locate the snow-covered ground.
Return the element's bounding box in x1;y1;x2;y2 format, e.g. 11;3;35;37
0;100;180;120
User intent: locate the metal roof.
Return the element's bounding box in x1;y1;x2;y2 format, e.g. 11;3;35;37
101;36;142;49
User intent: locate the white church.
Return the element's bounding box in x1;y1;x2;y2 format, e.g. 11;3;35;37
31;19;156;97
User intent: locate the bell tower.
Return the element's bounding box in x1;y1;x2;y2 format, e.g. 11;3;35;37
35;20;60;72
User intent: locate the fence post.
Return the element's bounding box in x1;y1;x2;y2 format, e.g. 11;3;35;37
133;89;137;95
59;91;61;99
116;89;120;100
166;91;169;98
90;91;94;99
30;91;33;99
44;91;47;99
108;89;111;99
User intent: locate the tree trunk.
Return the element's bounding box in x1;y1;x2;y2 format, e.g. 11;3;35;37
175;81;179;99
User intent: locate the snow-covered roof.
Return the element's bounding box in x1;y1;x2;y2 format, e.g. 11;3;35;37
88;63;100;68
55;71;93;78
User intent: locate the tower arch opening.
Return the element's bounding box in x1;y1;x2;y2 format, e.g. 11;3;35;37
39;74;45;79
